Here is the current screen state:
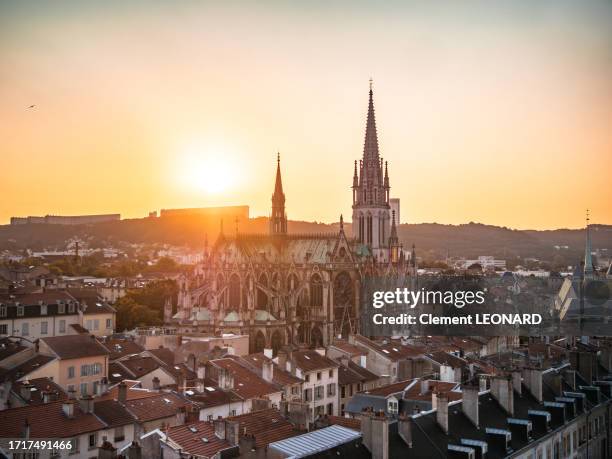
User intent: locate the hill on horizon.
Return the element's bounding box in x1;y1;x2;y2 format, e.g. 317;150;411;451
1;216;610;265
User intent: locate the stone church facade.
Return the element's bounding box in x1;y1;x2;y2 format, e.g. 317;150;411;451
170;85;414;353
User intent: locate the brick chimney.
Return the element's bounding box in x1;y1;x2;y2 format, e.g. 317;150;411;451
152;376;161;391
126;441;142;459
214;417;226;440
370;412;389;459
239;434;256;454
435;392;449;434
218;368;234;390
522;368;543;403
461;384;479;427
225;420;240;445
98;440;117;459
360;410;373;453
117;381;127;404
512;370;522;395
20;383;32;402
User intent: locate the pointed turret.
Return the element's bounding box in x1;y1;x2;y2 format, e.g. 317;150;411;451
270;153;287;236
389;211;400;264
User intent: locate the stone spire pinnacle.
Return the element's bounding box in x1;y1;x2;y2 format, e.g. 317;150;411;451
270;153;287;236
584;209;594;277
363;81;380;163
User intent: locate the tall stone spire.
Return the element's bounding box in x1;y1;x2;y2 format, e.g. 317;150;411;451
270;153;287;236
352;80;392;263
363;79;380;163
584;209;594;277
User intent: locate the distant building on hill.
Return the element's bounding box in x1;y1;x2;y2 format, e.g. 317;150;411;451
10;214;120;225
159;205;249;221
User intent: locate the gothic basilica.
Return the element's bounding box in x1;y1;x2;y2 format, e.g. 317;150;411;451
169;84;416;353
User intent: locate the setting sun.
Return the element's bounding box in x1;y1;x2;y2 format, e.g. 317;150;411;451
178;147;238;195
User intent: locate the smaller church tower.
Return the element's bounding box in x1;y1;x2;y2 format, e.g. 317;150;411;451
389;211;400;264
584;209;595;278
270;153;288;236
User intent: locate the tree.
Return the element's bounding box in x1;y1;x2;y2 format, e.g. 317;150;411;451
114;297;161;331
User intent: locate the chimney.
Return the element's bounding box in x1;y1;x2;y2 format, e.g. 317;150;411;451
512;370;522;395
263;348;273;359
68;388;77;400
79;395;94;414
490;376;514;416
370;412;390;459
218;368;234;390
98;377;109;396
214;417;226;440
239;434;256;454
197;363;206;380
20;383;32;402
435;393;449;434
360;410;373;453
62;400;75;418
478;376;487;392
152;376;161;391
397;414;413;448
126;441;142;459
98;440;117;459
22;419;30;439
117;382;127;404
461;384;479;427
420;380;429;395
277;349;288;371
262;360;274;383
225;420;240;446
522;368;543;403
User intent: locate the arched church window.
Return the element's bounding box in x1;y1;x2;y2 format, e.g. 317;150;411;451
310;273;323;308
333;271;354;338
229;274;240;310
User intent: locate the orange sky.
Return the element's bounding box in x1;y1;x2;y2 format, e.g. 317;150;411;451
1;1;611;229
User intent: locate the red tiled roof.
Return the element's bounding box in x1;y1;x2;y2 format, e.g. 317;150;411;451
330;340;367;357
41;335;109;360
100;338;145;361
227;408;300;448
0;355;55;383
361;379;415;397
118;356;160;378
0;401;105;438
12;377;68;405
210;358;281;399
354;336;425;362
403;380;460;402
292;350;339;372
325;415;361;431
124;392;190;422
167;421;231;458
94;399;136;427
241;353;302;386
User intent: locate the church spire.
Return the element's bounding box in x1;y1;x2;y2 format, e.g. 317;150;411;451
270;153;287;236
363;79;380;163
584;209;594;277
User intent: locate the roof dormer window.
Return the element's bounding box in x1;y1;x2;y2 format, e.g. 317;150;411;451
17;305;24;317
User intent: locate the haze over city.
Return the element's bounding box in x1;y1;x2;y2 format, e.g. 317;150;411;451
1;0;611;229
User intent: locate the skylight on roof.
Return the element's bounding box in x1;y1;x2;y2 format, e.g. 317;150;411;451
382;349;390;354
112;373;122;378
205;387;215;392
304;355;310;360
189;426;198;433
163;398;172;404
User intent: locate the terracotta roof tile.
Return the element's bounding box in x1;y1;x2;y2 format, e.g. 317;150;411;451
210;358;281;399
0;401;105;438
227;408;300;448
166;421;232;458
41;335;109;360
292;350;339;372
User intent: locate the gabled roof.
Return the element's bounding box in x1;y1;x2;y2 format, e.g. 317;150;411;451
124;392;191;422
0;401;105;438
354;335;425;362
0;354;55;383
100;338;145;361
94;399;136;428
227;408;300;448
40;334;109;360
210;358;281;399
240;352;302;386
292;350;339;372
166;421;232;458
11;377;68;405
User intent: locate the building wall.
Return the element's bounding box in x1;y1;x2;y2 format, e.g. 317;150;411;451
83;311;115;336
0;315;81;341
299;367;338;422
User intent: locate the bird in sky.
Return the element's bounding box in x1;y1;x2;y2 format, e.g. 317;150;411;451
28;105;36;109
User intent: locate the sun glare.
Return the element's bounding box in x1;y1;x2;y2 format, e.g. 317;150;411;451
178;146;237;195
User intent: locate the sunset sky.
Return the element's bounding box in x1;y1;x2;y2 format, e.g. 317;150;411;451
1;1;611;229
